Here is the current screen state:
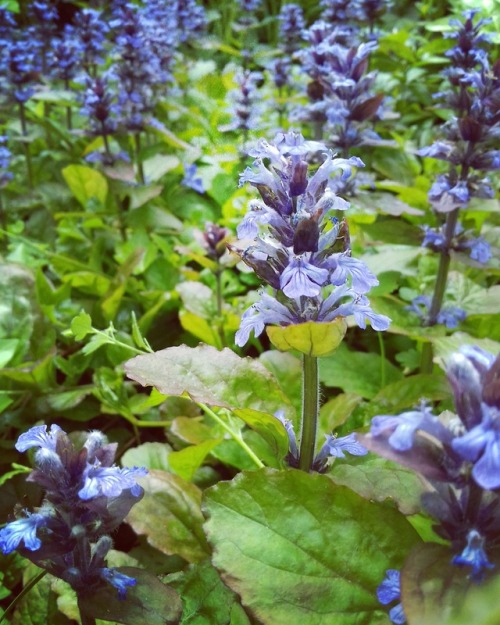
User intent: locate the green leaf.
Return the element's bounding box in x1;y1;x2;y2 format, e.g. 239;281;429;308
169;440;221;482
232;408;289;461
328;455;428;515
121;442;172;472
259;350;302;422
168;560;251;625
70;312;93;341
203;469;421;625
319;392;363;431
143;155;180;182
126;470;210;563
124;345;294;418
179;311;221;348
266;319;347;357
131;312;152;352
320;343;403;399
371;373;449;413
62;165;108;208
80;567;182;625
0;338;19;367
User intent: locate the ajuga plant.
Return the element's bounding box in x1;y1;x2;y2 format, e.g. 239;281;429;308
293;23;384;195
230;130;389;470
415;11;498;369
268;3;305;127
0;425;148;624
222;69;264;146
365;346;500;624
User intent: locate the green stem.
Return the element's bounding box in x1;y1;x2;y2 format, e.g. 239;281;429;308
420;207;460;374
19;103;34;190
198;402;264;469
215;264;226;349
298;355;319;472
427;207;460;325
134;132;145;184
377;331;386;388
77;595;97;625
0;571;47;625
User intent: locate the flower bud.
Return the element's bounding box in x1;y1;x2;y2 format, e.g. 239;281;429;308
446;353;483;429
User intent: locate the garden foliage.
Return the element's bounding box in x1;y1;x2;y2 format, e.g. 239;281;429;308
0;0;498;624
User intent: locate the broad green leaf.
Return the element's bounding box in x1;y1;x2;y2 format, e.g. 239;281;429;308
126;470;210;563
45;388;91;411
143;154;180;182
168;560;251;625
169;440;221;481
266;319;347;357
62;165;108;208
80;567;182;625
320;343;402;399
371;373;449;413
233;408;289;461
259;350;302;421
319;392;363;431
203;469;421;625
176;282;215;318
179;310;222;348
328;455;428;515
121;442;172;472
124;345;294;418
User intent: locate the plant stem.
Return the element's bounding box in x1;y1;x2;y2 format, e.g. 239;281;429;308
0;571;47;625
19;103;34;190
215;262;226;349
77;596;97;625
134;132;145;184
298;355;319;472
427;207;460;325
377;331;386;388
420;206;460;374
198;402;264;469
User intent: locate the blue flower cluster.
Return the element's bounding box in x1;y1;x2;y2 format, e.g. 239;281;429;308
278;4;305;56
377;569;406;625
231;131;390;347
418;11;497;250
274;411;367;470
367;346;500;583
223;69;263;135
0;424;147;599
293;21;385;165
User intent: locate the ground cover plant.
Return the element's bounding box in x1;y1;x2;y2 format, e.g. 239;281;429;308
0;0;499;623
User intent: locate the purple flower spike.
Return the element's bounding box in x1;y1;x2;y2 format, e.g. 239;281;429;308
78;465;148;500
0;513;48;554
16;424;62;453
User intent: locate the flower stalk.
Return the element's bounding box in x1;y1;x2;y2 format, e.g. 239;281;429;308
298;355;320;472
